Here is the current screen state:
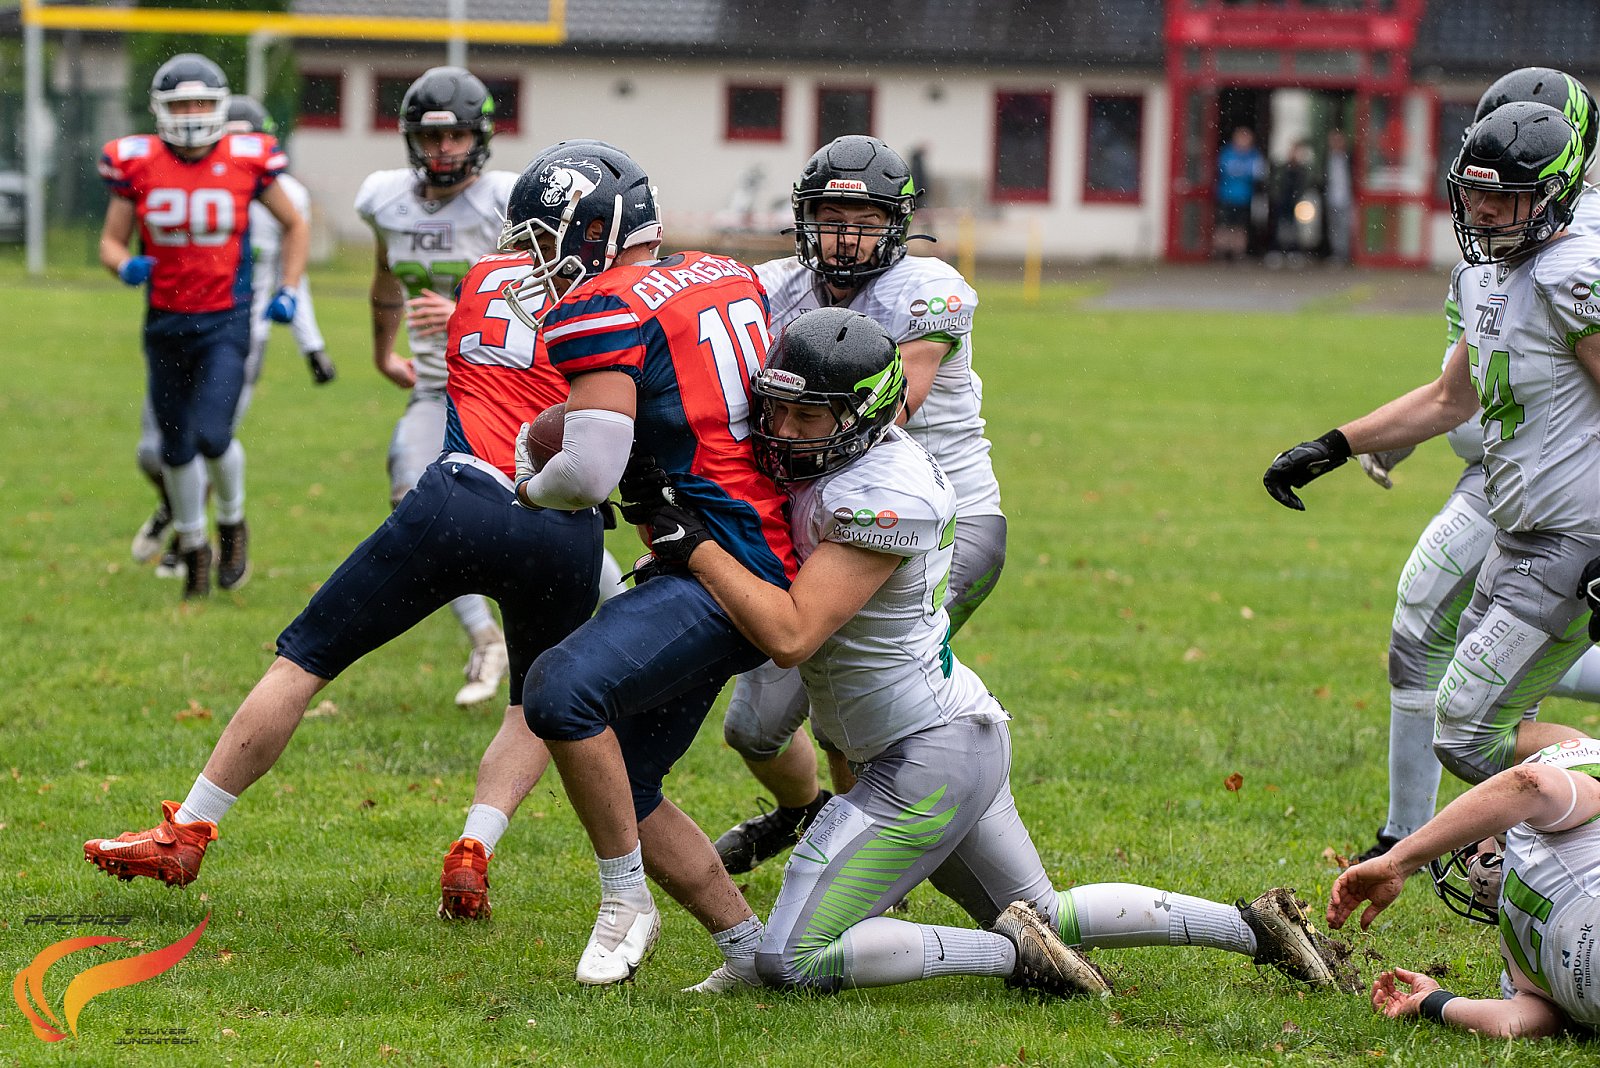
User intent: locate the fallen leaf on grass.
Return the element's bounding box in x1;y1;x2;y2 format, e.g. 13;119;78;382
1323;846;1352;869
1282;1020;1301;1033
1224;772;1243;793
1313;685;1331;699
306;700;339;718
1182;647;1205;663
175;700;212;721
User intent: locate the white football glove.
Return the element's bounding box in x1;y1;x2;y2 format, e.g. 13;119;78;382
514;421;540;507
1357;446;1415;490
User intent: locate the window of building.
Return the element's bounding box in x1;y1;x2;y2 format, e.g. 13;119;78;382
816;86;874;146
1083;94;1144;203
298;71;343;130
1435;99;1478;208
993;91;1053;203
726;84;785;142
371;73;519;135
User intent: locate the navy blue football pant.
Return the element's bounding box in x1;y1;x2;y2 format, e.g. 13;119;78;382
143;306;252;467
276;460;603;701
522;571;767;820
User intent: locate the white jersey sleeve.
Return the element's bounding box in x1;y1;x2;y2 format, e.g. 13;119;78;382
1498;740;1600;1023
1470;234;1600;532
790;428;1004;763
1445;260;1488;464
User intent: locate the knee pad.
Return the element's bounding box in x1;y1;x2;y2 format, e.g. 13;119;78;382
520;647;607;742
1432;604;1555;783
754;949;838;994
723;667;808;760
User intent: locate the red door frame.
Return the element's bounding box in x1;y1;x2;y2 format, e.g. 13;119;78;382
1163;0;1427;266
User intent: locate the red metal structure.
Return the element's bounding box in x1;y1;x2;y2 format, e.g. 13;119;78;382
1164;0;1430;265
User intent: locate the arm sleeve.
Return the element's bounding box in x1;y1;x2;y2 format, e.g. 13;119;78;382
519;407;635;510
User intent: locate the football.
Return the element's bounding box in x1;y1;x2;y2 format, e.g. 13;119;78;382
526;402;566;469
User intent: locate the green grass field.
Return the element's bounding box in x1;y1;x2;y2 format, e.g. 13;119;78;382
2;250;1595;1066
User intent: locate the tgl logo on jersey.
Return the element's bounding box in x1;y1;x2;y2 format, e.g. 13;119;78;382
411;221;454;252
12;915;208;1043
1477;294;1508;339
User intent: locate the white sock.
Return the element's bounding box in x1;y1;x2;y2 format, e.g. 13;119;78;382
175;774;237;826
712;915;764;963
1382;687;1442;840
916;925;1014;980
207;440;246;525
597;550;626;605
597;844;648;903
1553;648;1600;700
451;595;497;639
461;804;509;855
165;458;209;548
1059;883;1255;956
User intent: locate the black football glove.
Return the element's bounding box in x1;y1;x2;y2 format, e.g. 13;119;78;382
1578;557;1600;642
1263;429;1352;511
645;501;714;566
618;453;675;526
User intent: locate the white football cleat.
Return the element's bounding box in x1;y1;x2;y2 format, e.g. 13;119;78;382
576;893;660;985
454;639;509;707
131;504;173;564
684;957;760;993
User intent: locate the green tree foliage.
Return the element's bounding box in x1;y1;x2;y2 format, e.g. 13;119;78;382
125;0;299;136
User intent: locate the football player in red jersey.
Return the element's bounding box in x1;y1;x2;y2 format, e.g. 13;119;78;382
84;250;605;922
99;54;308;599
501;140;798;986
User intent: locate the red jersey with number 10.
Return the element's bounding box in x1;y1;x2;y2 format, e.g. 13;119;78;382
541;250;797;587
441;252;569;477
99;133;287;314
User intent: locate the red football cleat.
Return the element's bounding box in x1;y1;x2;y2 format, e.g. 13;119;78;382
439;838;492;920
83;800;216;887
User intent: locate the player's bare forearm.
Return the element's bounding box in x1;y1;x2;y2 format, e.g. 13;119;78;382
687;543;810;665
1446;992;1566;1037
98;198;135;276
1339;339;1478;453
896;337;949;422
370;273;406;364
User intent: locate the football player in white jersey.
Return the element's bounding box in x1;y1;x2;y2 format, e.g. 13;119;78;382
1352;68;1600;865
1329;738;1600;1037
358;68;517;706
1266;103;1599;796
714;136;1007;875
226;97;336;392
639;309;1351;998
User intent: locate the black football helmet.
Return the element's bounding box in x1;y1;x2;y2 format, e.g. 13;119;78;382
792;135;926;288
1477;67;1597;171
1428;841;1503;926
150;54;229;149
498;140;663;325
224;95;275;136
399;66;494;188
752;307;906;483
1449;102;1584;264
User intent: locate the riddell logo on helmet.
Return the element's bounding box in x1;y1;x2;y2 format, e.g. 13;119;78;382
1462;165;1501;181
824;179;868;191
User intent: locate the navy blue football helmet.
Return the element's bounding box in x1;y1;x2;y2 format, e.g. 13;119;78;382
150;54;229;149
499;140;662;325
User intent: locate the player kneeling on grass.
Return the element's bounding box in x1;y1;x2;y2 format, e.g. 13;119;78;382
634;307;1356;997
1329;738;1600;1038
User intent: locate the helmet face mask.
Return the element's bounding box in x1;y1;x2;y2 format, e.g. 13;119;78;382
150;54;229;150
1428;841;1503;926
752;308;906;483
1449;101;1584;265
399;67;494;189
499;141;662;327
792;136;921;288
